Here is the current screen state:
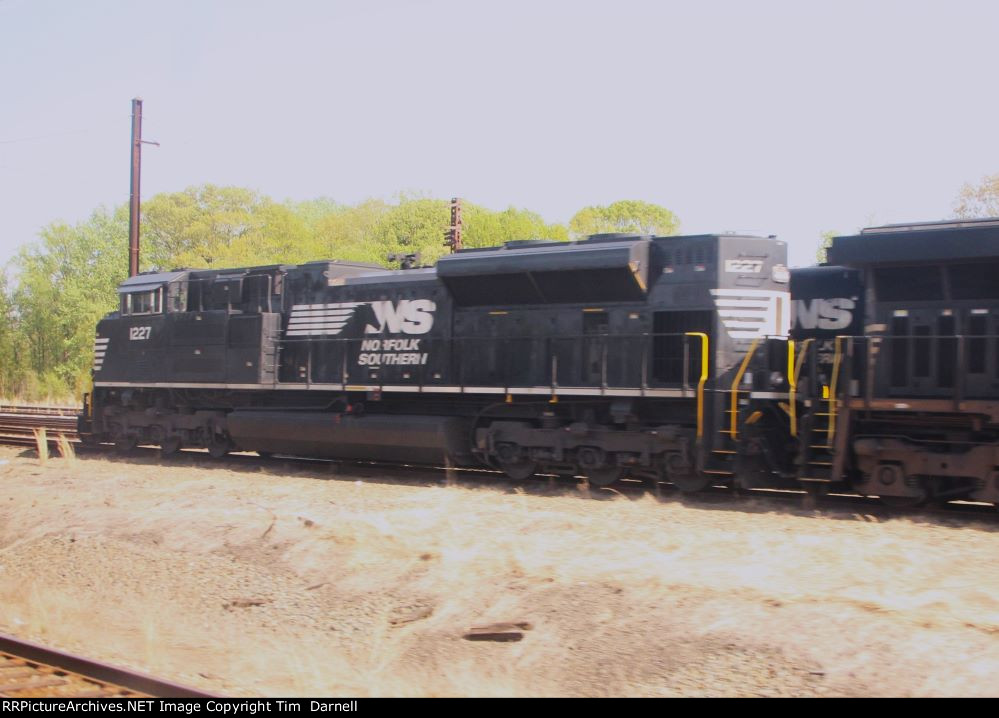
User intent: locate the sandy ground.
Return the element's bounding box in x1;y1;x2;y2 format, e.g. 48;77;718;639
0;445;997;697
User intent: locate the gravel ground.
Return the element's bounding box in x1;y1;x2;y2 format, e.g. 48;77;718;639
0;445;996;697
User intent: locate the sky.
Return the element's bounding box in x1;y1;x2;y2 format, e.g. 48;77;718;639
1;0;998;268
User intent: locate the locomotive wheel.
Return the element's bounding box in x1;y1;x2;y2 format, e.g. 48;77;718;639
661;452;710;493
869;467;928;508
577;447;622;486
495;442;536;480
499;458;538;481
207;438;232;459
586;465;625;487
160;435;182;457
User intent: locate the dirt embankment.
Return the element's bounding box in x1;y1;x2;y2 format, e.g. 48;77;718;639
0;446;996;696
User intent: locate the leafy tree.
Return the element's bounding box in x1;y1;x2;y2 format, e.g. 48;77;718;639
463;204;568;249
0;273;19;397
212;201;313;267
954;173;999;219
569;200;679;238
141;185;271;270
312;198;392;265
370;197;451;265
10;206;128;396
287;197;341;231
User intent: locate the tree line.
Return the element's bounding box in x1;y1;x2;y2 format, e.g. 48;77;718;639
0;188;679;400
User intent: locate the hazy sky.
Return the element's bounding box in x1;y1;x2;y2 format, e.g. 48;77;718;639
2;0;998;267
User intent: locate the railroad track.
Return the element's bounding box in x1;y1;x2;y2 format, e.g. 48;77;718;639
0;406;994;520
0;405;78;447
0;632;211;698
0;404;78;416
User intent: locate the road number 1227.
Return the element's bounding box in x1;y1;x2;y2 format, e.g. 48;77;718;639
129;326;151;341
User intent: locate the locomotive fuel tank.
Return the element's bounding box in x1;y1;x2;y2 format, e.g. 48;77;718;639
226;411;473;465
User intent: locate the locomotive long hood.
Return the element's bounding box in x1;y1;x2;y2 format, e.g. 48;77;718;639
436;238;651;305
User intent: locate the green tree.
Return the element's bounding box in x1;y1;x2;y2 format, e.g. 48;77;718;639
0;273;19;397
569;200;679;238
954;173;999;218
311;199;391;264
463;204;568;249
10;206;128;396
369;197;451;265
141;185;271;270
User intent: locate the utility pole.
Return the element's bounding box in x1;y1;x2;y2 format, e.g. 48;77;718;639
444;197;463;253
128;98;159;277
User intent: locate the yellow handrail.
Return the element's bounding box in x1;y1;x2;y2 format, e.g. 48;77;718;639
788;338;813;438
827;335;844;443
685;332;709;440
729;337;761;439
787;340;796;437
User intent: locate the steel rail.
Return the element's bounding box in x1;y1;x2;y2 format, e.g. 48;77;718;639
0;632;214;698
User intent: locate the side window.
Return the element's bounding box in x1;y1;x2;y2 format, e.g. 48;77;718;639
170;283;187;313
122;289;162;315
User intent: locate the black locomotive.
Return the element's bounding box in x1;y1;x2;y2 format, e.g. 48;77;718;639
80;232;790;490
79;217;999;507
742;217;999;506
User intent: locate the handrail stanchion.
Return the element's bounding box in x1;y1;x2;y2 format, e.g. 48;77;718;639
684;332;709;441
601;339;608;394
640;333;649;395
788;340;797;438
729;337;760;439
458;337;465;394
845;336;855;397
789;338;814;439
341;339;348;388
503;336;510;400
682;334;690;396
827;336;845;444
955;335;965;410
865;337;876;410
550;353;558;403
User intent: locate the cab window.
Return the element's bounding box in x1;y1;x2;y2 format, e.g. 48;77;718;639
122;289;162;315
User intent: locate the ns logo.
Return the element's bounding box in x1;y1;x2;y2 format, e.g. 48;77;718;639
793;297;855;331
364;299;436;335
